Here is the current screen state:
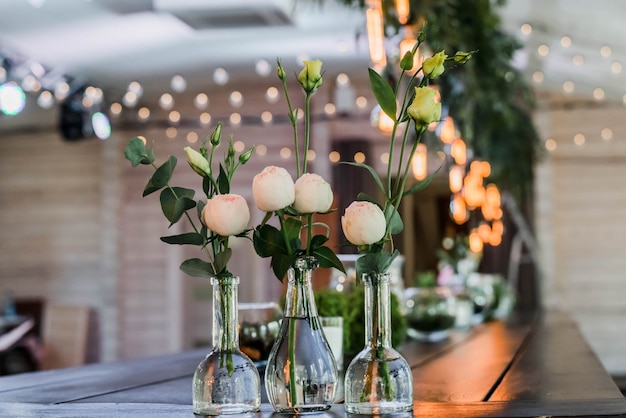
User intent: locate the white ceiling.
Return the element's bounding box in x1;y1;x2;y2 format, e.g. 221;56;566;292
1;0;625;128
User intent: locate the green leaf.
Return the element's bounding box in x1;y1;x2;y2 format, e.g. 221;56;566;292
384;204;404;235
160;232;204;245
283;217;303;243
180;258;214;277
197;200;206;222
355;250;399;280
356;192;378;205
368;68;397;120
343;162;386;196
253;224;285;257
309;234;328;250
271;252;297;282
217;164;229;194
214;248;232;274
313;246;345;273
403;165;443;197
160;187;196;225
143;155;177;196
124;137;154;167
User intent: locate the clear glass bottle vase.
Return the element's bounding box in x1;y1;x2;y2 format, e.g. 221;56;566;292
344;272;414;414
192;275;261;415
265;256;338;413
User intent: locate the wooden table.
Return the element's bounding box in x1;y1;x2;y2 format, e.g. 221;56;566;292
0;310;624;417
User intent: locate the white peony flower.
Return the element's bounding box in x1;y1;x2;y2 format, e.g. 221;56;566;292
252;166;295;212
293;173;333;214
202;194;250;237
341;201;386;246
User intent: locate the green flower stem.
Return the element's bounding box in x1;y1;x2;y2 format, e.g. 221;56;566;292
279;71;301;177
385;122;400;201
218;279;235;377
278;214;294;255
305;213;313;256
288;314;298;405
302;93;312;175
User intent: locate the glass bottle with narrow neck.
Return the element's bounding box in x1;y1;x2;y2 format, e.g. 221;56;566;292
192;275;261;415
344;272;413;414
265;256;338;413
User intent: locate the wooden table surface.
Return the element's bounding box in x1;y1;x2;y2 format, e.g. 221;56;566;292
0;310;624;417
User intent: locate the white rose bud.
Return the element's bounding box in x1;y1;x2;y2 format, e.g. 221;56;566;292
341;201;386;246
293;173;333;214
252;166;295;212
202;194;250;237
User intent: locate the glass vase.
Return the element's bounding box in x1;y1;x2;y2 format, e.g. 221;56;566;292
404;286;457;342
192;275;261;415
265;256;338;413
344;272;413;414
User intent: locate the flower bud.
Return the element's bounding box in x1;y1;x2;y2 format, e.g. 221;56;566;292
239;148;254;164
341;201;386;246
210;122;222;146
298;59;323;94
293;173;333;214
252;166;295;212
407;87;442;129
454;51;472;64
423;51;447;79
276;60;287;81
184;146;211;177
202;194;250;237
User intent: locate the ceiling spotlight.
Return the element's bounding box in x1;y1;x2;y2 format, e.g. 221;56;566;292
159;93;174;110
213;68;229;85
255;60;271;77
194;93;208;110
37;90;54;109
560;36;572;48
520;23;532;35
0;82;26;115
170;75;187;92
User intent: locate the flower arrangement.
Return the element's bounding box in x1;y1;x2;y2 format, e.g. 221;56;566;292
251;59;344;280
340;36;472;280
124;123;255;376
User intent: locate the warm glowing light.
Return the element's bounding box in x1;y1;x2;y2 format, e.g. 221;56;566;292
356;96;368;109
194;93;209;110
450;138;467;165
451;194;468;224
168;110;180;124
439;116;456;144
110;102;122;115
324;103;336;115
199;112;211;125
138;107;150;120
261;111;273;125
366;0;387;68
171;75;187;92
256;144;267;156
229;112;241;126
229;91;243;107
478;223;491;242
574;133;585;146
469;230;484;253
395;0;410;24
37;90;54;109
187;132;198;143
601;128;613;140
307;150;316;161
159;93;174;110
374;107;394;133
563;80;575;93
545;138;557;151
166;127;177;139
560;36;572;48
611;62;622;74
520;23;532;35
354;152;366;163
573;54;584;65
601;45;612;57
411;143;427;180
537;44;549;56
449;165;464;194
280;147;291;159
532;71;544;83
233;141;245;152
593;88;605;101
329;151;340;163
485;184;501;208
266;87;279;103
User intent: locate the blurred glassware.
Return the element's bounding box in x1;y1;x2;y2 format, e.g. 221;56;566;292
404;286;457;342
238;302;282;364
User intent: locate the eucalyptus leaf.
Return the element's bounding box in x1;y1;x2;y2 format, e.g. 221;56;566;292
355;250;399;281
160;187;196;224
160;232;204;246
180;258;214;277
271;252;296;282
368;68;397;120
143;156;177;197
309;234;328;250
214;248;232;274
253;224;285;257
124;137;154;167
313;246;345;273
